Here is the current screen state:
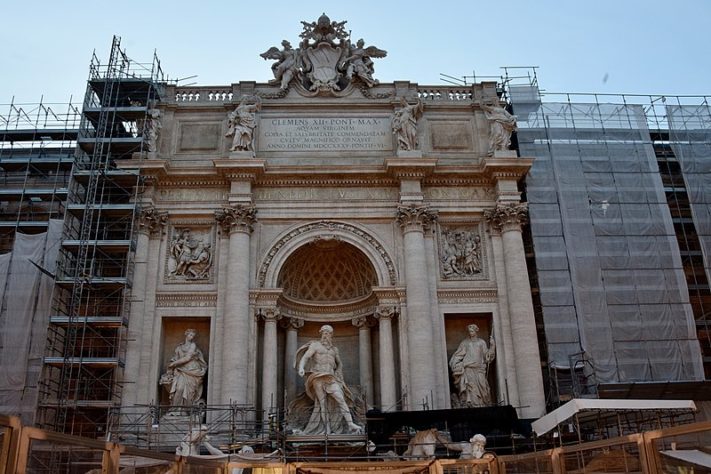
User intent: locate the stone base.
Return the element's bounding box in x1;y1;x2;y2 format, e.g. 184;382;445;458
229;150;256;159
396;150;423;158
493;150;517;158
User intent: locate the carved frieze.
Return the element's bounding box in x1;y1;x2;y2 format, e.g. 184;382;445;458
439;226;484;280
165;226;215;283
484;203;528;233
155;292;218;307
436;288;498;304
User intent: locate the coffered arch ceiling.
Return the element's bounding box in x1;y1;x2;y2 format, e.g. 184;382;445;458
277;239;378;304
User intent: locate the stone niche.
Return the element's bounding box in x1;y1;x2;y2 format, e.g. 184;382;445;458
444;313;496;408
165;225;216;284
159;317;211;406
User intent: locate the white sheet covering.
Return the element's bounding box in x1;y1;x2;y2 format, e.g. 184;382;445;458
513;91;705;384
532;398;697;436
0;219;63;420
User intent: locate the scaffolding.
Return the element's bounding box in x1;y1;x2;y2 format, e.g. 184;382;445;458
37;36;166;438
0;99;80;251
505;71;711;406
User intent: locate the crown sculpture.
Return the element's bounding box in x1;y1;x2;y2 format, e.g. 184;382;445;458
261;13;387;95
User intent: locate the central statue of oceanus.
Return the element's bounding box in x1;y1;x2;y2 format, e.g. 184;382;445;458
287;325;363;435
260;13;387;94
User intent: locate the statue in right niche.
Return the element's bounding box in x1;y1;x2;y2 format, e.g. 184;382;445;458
449;324;495;407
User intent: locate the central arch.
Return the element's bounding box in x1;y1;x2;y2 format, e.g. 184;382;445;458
258;220;397;289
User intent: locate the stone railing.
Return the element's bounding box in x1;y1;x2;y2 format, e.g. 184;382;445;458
417;87;473;102
174;87;233;103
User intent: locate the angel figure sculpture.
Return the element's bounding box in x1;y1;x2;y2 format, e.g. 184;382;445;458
342;38;387;88
260;40;300;90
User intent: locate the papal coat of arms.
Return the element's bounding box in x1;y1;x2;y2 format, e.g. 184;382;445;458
260;13;387;94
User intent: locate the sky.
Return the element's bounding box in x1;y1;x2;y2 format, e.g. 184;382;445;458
1;0;710;106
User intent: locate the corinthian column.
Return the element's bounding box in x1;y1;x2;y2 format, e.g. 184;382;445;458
396;204;438;410
352;316;375;406
122;206;167;407
375;306;397;411
215;205;256;405
259;307;281;417
485;203;545;418
282;317;303;404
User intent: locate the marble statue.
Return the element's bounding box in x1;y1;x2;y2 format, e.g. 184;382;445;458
226;96;261;152
402;429;454;459
449;324;495;407
168;229;213;280
466;434;488;460
481;102;517;154
260;15;387;93
260;40;300;90
392;97;423;151
441;229;482;278
342;38;387;88
160;329;208;409
145;108;161;153
291;324;363;435
175;425;224;456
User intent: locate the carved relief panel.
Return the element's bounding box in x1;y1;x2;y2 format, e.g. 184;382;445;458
439;224;487;280
165;225;216;284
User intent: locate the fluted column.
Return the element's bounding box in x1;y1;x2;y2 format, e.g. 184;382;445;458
485;203;545;418
122;206;167;406
397;204;439;410
282;317;303;404
352;316;375;406
260;307;281;417
375;306;397;411
216;205;256;405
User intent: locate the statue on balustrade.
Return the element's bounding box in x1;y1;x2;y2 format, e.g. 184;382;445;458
289;324;363;435
449;324;495;408
226;96;261;152
392;97;423;151
481;101;517;155
160;329;208;410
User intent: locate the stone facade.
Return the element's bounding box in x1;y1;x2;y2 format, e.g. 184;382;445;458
119;15;545;420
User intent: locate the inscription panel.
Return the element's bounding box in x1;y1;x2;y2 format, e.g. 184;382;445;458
255;187;398;201
259;117;392;152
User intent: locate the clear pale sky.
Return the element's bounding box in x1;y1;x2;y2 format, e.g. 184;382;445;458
2;0;709;105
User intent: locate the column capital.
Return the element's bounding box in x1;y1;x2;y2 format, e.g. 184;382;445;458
258;306;281;322
280;317;304;331
396;204;438;233
375;306;398;321
352;315;376;329
136;205;168;236
484;203;528;234
215;204;257;235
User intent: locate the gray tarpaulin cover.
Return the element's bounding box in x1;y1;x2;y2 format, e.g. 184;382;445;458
511;86;704;383
0;219;63;422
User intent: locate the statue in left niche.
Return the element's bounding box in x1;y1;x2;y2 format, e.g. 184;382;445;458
160;329;208;411
226;96;261;152
168;228;213;280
